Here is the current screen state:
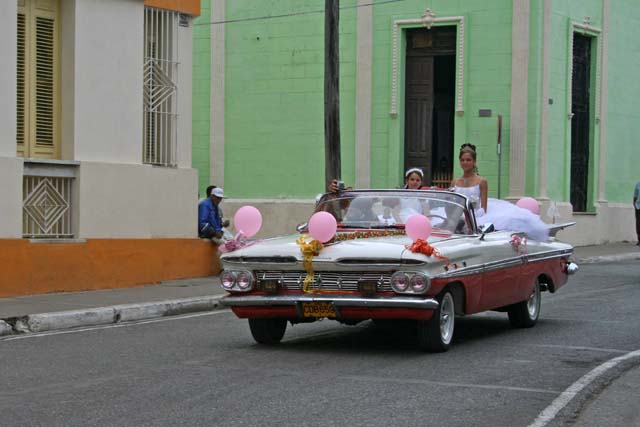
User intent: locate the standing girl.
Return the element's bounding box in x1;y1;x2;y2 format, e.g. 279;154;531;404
450;143;488;215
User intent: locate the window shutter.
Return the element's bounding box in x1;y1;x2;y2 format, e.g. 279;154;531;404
17;0;59;159
33;14;56;154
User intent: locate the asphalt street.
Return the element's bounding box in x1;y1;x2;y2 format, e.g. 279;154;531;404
1;262;639;427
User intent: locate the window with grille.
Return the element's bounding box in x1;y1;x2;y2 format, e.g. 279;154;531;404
17;0;59;159
143;7;179;167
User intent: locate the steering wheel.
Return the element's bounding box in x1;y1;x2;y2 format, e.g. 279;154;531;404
426;214;447;222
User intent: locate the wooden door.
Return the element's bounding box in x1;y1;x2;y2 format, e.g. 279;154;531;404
404;27;456;186
404;55;434;182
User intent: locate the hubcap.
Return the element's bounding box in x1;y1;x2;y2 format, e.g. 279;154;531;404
527;282;540;318
440;293;455;344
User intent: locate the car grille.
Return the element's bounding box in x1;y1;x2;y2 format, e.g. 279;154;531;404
254;271;393;292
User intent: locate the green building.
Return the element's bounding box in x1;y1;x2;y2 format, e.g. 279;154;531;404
192;0;639;245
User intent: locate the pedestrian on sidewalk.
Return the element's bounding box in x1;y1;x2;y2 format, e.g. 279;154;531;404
198;186;229;242
634;180;640;245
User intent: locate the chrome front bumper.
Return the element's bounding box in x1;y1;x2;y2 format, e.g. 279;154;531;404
221;294;439;310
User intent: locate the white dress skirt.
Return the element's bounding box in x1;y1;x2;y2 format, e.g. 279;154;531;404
453;185;550;241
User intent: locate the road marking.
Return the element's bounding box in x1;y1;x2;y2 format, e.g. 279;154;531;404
345;375;561;395
0;310;231;342
529;344;629;354
527;348;640;427
541;317;624;324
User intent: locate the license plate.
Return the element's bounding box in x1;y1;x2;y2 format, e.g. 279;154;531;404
302;302;336;318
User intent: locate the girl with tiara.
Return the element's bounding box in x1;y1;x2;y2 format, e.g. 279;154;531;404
450;143;550;241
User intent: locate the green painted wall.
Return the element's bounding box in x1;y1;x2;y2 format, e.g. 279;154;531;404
191;0;638;206
371;0;514;197
544;0;603;208
192;0;211;197
604;1;640;204
224;0;357;198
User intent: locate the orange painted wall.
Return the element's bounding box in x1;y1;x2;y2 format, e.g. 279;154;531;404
144;0;200;16
0;239;220;297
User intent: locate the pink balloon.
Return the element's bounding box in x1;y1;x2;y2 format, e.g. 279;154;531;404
405;215;432;241
516;197;540;215
308;211;337;243
234;206;262;238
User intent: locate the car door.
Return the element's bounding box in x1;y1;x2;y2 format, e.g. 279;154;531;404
477;231;526;310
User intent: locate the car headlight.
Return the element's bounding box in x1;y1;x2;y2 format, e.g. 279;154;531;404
391;272;430;294
390;272;410;292
221;271;236;290
236;271;253;290
220;270;255;292
410;273;429;293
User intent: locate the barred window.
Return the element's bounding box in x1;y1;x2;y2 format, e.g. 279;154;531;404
143;7;179;166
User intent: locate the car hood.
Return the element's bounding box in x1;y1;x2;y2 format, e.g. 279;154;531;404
220;233;456;264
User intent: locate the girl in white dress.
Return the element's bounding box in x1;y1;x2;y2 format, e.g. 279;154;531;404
450;144;549;241
450;143;488;215
397;168;427;222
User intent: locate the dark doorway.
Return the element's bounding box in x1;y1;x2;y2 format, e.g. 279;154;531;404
404;26;456;187
570;34;592;212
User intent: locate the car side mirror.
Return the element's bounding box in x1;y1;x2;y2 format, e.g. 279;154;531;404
478;223;495;240
296;222;308;233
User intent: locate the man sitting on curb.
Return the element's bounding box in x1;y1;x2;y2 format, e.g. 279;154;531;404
198;186;229;243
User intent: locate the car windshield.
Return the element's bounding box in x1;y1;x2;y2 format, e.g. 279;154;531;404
315;190;474;235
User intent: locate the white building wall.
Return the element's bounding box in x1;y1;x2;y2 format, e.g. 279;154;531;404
77;162;197;238
71;0;144;164
63;1;198;238
60;0;76;161
0;2;22;238
0;158;23;239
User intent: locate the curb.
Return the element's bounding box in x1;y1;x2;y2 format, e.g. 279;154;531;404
576;253;640;264
0;320;12;336
1;295;226;336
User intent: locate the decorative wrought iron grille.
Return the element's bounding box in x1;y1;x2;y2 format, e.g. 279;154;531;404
23;174;73;238
143;7;179;167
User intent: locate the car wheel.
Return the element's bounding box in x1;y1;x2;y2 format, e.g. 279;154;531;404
417;291;455;352
508;279;541;328
248;318;287;344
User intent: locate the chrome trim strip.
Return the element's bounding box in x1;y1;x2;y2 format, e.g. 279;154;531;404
435;249;573;279
221;295;439;310
525;248;573;261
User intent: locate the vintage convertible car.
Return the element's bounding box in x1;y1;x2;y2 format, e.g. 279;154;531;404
219;190;578;352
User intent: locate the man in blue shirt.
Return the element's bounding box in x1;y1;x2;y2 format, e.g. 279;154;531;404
198;186;228;239
634;181;640;245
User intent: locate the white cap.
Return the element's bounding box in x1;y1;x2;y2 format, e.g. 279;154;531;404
212;187;224;198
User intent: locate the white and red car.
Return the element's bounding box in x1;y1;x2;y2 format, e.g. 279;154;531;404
220;190;577;352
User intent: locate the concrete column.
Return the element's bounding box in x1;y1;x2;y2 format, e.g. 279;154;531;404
210;0;225;187
355;0;372;189
597;0;610;203
0;1;17;158
537;0;551;200
508;0;530;199
177;22;193;169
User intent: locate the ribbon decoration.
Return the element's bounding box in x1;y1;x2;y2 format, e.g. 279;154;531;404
219;232;260;253
510;234;528;254
407;239;450;265
296;235;324;293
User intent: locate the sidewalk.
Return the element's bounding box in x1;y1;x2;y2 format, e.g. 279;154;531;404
0;276;226;335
